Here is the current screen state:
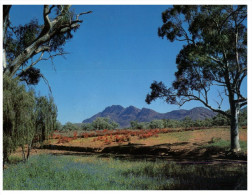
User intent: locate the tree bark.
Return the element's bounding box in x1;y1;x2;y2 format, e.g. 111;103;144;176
3;150;9;168
21;146;26;162
26;143;32;160
230;102;241;152
42;126;46;142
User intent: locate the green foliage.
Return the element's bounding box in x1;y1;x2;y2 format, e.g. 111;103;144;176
149;120;164;129
5;19;41;63
62;122;80;131
35;96;57;142
162;119;180;128
4;5;89;84
55;121;63;131
212;112;230;126
3;75;36;163
146;7;247;151
239;108;247;126
81;123;93;131
212;108;247;127
182;117;193;128
3;154;247;190
130;121;148;129
3;76;58;163
82;117;119;131
146;6;247;152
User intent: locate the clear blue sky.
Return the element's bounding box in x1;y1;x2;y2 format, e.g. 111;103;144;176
9;5;247;124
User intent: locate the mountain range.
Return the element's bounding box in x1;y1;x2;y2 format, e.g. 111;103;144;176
82;105;216;128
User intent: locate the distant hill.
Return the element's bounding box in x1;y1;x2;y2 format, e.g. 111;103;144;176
82;105;216;128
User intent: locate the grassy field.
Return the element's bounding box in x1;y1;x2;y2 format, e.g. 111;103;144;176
3;154;247;190
4;127;247;190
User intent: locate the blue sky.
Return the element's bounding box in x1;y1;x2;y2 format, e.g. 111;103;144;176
9;5;247;124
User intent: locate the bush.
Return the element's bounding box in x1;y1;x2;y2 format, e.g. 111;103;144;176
82;117;119;130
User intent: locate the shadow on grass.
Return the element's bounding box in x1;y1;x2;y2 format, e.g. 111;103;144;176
41;140;247;163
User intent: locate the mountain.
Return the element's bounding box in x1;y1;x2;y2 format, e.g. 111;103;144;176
82;105;216;128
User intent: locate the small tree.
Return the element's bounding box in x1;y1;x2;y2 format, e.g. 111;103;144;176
55;121;63;131
146;5;247;152
91;117;119;130
130;121;148;130
182;117;193;128
149;120;164;129
62;122;80;131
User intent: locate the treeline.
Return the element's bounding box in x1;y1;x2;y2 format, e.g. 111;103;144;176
57;117;119;131
130;111;247;130
57;109;247;131
3;76;57;165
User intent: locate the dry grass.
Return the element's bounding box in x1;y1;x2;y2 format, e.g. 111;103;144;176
52;127;247;150
9;127;247;162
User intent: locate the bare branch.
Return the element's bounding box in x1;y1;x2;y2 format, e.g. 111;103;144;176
21;51;68;74
40;74;52;94
76;11;93;20
215;90;224;109
23;52;45;72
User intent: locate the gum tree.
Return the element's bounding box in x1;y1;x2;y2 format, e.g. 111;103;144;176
3;5;89;164
146;5;247;152
3;5;92;83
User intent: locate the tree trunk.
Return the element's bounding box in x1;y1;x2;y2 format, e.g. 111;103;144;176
3;150;9;168
26;143;32;161
42;126;46;142
230;103;241;152
21;146;26;162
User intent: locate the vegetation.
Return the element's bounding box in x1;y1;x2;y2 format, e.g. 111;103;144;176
3;76;57;165
129;109;247;130
3;5;91;82
62;122;81;131
3;76;35;165
82;117;119;130
3;5;247;191
146;5;247;152
3;154;246;190
3;4;87;166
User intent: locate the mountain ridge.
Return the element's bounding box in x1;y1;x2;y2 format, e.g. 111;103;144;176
82;105;216;128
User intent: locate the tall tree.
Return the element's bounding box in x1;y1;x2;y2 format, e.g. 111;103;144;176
146;5;247;151
3;5;92;84
35;96;57;143
3;75;36;164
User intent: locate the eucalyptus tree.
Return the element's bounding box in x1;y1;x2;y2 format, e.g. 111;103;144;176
146;5;247;151
3;5;92;84
3;5;89;164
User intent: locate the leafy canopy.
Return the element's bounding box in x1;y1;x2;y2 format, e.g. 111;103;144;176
146;5;247;117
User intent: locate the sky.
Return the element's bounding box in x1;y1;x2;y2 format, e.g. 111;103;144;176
8;5;247;124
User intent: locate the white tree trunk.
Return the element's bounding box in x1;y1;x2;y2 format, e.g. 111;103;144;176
230;104;241;152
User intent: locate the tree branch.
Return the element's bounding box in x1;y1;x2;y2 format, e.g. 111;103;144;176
76;11;93;20
5;5;92;78
20;51;68;76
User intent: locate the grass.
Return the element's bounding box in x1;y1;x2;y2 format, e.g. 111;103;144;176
204;138;247;152
3;154;247;190
7;155;23;165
